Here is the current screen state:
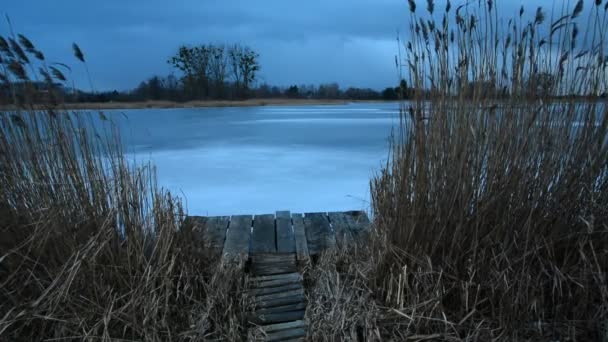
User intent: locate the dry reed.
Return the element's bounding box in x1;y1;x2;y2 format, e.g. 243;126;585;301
370;0;608;340
0;33;246;340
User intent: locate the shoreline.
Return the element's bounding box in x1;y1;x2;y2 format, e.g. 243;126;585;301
59;99;393;110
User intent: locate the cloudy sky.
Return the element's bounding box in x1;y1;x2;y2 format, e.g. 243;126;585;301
3;0;560;91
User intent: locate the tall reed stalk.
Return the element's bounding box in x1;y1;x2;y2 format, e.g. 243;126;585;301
0;34;245;340
372;0;608;339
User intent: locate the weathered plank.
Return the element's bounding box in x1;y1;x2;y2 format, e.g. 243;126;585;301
248;283;302;296
259;320;305;333
303;212;335;255
252;214;277;254
251;253;297;275
251;253;296;264
250;274;302;288
253;289;305;303
222;215;252;262
345;210;371;232
328;211;353;246
291;214;310;263
249;310;306;324
183;216;230;250
249;272;301;283
343;210;372;241
252;264;298;276
265;327;307;342
276;211;296;253
254;294;305;309
255;302;307;315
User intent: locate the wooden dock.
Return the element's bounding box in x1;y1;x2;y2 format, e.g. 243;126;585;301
184;210;371;341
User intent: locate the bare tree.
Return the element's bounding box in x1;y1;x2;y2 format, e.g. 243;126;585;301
228;44;260;98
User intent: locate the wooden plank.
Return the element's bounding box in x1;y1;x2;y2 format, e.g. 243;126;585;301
260;320;305;333
251;214;276;254
254;294;305;309
276;211;296;253
328;212;353;246
303;212;335;255
343;211;372;241
184;216;229;250
222;215;252;262
345;210;371;232
291;214;310;263
251;253;296;264
248;283;302;296
183;216;206;238
253;289;304;303
249;310;306;324
255;302;307;315
251;253;298;276
252;261;297;267
250;276;302;289
252;265;298;276
266;327;307;341
249;272;301;283
208;216;230;247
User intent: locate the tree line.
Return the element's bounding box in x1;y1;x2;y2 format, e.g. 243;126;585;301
167;44;259;100
64;42;410;102
64;81;406;103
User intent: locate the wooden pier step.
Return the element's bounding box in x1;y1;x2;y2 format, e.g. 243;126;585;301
247;259;307;339
187;209;372;341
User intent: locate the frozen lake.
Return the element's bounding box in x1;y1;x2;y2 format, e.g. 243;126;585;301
108;102;401;216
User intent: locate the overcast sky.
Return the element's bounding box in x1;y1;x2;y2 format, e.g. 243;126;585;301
3;0;561;91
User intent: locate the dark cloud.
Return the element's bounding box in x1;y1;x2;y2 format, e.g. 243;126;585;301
3;0;560;91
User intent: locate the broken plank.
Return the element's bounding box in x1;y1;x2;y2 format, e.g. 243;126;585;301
222;215;252;262
276;211;296;253
303;212;335;255
251;214;276;254
291;214;310;264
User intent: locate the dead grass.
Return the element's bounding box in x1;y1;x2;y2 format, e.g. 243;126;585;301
2;2;608;341
0;34;246;341
303;237;385;341
367;0;608;340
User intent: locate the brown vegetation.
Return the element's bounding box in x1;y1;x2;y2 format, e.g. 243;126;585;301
368;0;608;340
0;36;247;340
2;0;608;341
